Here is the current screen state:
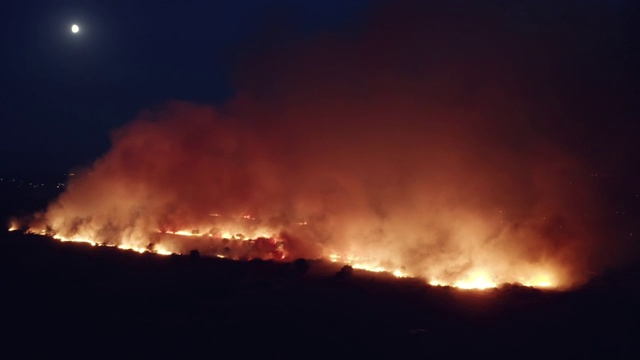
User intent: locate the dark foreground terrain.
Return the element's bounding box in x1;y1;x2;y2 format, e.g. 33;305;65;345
1;230;639;359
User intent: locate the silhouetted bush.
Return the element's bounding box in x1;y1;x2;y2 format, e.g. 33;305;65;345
292;258;310;276
189;249;200;259
336;265;354;279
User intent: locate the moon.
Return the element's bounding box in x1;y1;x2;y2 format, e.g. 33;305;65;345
71;24;79;34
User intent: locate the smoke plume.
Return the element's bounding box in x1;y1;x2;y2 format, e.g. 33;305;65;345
28;2;631;288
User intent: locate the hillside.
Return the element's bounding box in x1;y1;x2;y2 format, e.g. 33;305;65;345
2;230;638;358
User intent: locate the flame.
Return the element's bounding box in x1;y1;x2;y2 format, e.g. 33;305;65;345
328;252;557;289
522;273;555;288
13;3;622;295
452;272;497;290
54;234;98;246
429;270;557;290
155;248;174;256
159;220;277;242
17;219;561;289
8;219;19;232
19;214;290;261
328;253;411;278
167;230;198;237
46;233;173;256
15;93;604;292
18;212;562;289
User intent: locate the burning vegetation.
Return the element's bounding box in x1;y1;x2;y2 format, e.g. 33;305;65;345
12;2;624;291
15;97;599;290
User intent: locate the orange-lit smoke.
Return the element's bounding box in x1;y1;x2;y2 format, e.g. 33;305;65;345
24;3;616;289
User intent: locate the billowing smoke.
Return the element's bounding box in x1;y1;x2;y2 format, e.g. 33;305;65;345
26;3;631;288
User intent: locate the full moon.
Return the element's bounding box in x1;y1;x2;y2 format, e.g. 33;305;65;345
71;24;79;33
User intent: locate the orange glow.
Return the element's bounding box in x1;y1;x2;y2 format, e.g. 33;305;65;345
327;252;557;289
21;216;562;290
8;219;20;232
428;269;558;290
168;230;198;237
17;98;601;292
453;272;497;290
522;273;555;288
328;253;411;279
154;245;174;256
160;226;276;242
44;232;175;256
23;218;287;260
12;3;623;297
53;234;97;246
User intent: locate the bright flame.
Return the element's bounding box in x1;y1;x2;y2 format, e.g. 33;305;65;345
8;219;20;232
22;213;560;290
453;272;497;290
53;234;97;246
46;233;174;256
22;223;560;289
522;273;555;288
168;230;198;237
160;223;276;242
154;245;174;256
328;252;556;289
328;253;410;278
428;271;557;290
22;219;288;261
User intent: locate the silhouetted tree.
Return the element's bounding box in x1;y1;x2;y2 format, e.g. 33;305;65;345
292;258;310;276
336;265;354;279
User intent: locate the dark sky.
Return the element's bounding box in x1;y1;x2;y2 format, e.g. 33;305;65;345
1;0;370;176
1;0;639;181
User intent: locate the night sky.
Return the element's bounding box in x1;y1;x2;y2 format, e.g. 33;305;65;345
1;0;639;184
1;0;370;176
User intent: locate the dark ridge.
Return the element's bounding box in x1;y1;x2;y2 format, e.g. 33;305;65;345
1;230;638;358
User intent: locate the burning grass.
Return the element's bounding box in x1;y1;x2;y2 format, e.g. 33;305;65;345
13;221;561;290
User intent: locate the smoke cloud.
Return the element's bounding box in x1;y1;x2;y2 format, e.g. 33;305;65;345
28;2;631;288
